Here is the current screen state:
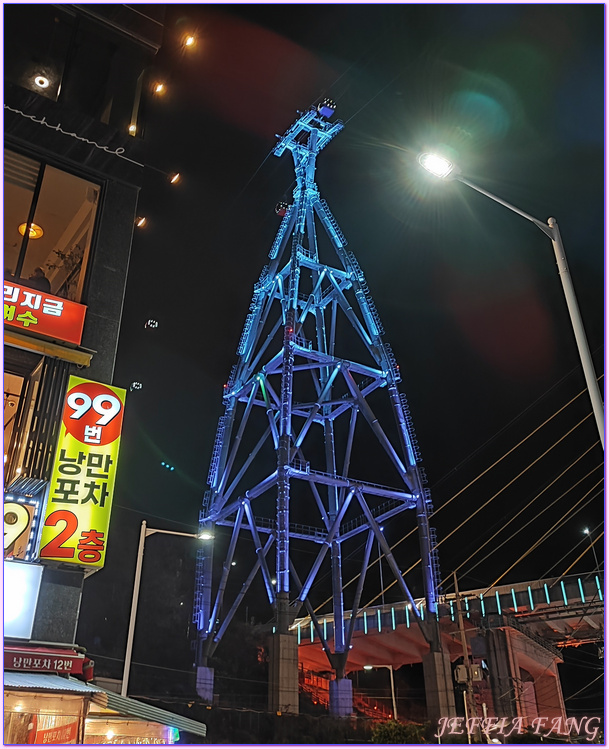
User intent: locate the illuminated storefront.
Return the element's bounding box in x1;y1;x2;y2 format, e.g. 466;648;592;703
3;379;206;743
4;673;207;744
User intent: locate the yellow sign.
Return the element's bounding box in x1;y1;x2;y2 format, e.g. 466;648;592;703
38;376;126;568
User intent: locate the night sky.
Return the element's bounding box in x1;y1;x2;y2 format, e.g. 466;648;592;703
76;3;604;715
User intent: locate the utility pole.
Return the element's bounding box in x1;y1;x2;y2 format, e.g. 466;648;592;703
453;571;479;743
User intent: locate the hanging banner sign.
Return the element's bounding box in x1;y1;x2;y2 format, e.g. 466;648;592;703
35;718;80;745
4;646;84;674
3;281;87;345
39;376;126;568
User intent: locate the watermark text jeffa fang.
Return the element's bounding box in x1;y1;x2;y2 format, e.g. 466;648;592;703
436;716;600;741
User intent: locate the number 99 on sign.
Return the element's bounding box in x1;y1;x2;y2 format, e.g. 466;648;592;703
63;380;125;446
67;392;121;425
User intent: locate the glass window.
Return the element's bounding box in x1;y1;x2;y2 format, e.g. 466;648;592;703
3;358;43;481
4;371;25;467
4;149;100;302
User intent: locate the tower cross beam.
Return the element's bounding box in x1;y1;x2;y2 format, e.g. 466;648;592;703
274;107;344;159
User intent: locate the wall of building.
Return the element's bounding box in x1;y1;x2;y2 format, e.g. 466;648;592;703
4;3;165;646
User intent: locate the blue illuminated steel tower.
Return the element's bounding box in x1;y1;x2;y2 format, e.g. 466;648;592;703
193;103;443;715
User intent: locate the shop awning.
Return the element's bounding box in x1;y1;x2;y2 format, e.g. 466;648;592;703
5;672;97;694
4;329;94;367
4;673;207;739
90;690;207;739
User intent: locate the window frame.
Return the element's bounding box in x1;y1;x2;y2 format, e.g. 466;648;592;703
4;146;104;305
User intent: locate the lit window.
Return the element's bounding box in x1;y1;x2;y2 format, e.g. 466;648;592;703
4;150;100;302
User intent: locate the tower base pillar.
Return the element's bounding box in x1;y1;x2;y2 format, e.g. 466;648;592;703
268;633;299;714
329;678;353;717
422;650;456;724
196;665;214;703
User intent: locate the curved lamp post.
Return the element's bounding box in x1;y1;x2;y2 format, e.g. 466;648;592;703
121;520;213;697
364;664;398;720
418;153;604;450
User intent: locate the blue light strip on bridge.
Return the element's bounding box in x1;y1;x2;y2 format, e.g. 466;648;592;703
578;578;586;604
297;576;599;652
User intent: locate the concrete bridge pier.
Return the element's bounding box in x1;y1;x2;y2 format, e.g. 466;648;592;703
485;625;566;723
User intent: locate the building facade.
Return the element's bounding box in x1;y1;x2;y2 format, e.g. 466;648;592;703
4;4;206;743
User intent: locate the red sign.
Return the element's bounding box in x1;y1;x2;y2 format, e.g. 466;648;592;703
35;719;79;744
4;281;86;345
62;379;125;446
4;646;84;674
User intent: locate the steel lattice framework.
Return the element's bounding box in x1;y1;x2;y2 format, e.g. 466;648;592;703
193;104;442;684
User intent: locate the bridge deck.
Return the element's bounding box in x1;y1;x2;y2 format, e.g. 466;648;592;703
295;573;603;673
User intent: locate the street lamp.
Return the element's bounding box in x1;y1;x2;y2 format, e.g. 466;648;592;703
418;153;604;450
121;519;213;697
583;528;601;574
363;664;398;720
378;526;385;606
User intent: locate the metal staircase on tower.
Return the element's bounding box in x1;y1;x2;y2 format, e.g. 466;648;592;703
192;101;443;710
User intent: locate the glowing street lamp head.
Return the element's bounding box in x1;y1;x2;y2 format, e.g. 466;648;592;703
418;152;456;179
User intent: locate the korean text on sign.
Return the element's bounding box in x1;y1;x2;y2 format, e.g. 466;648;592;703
39;376;126;568
3;281;86;345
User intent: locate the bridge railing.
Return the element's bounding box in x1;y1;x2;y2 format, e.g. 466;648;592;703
294;573;603;646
